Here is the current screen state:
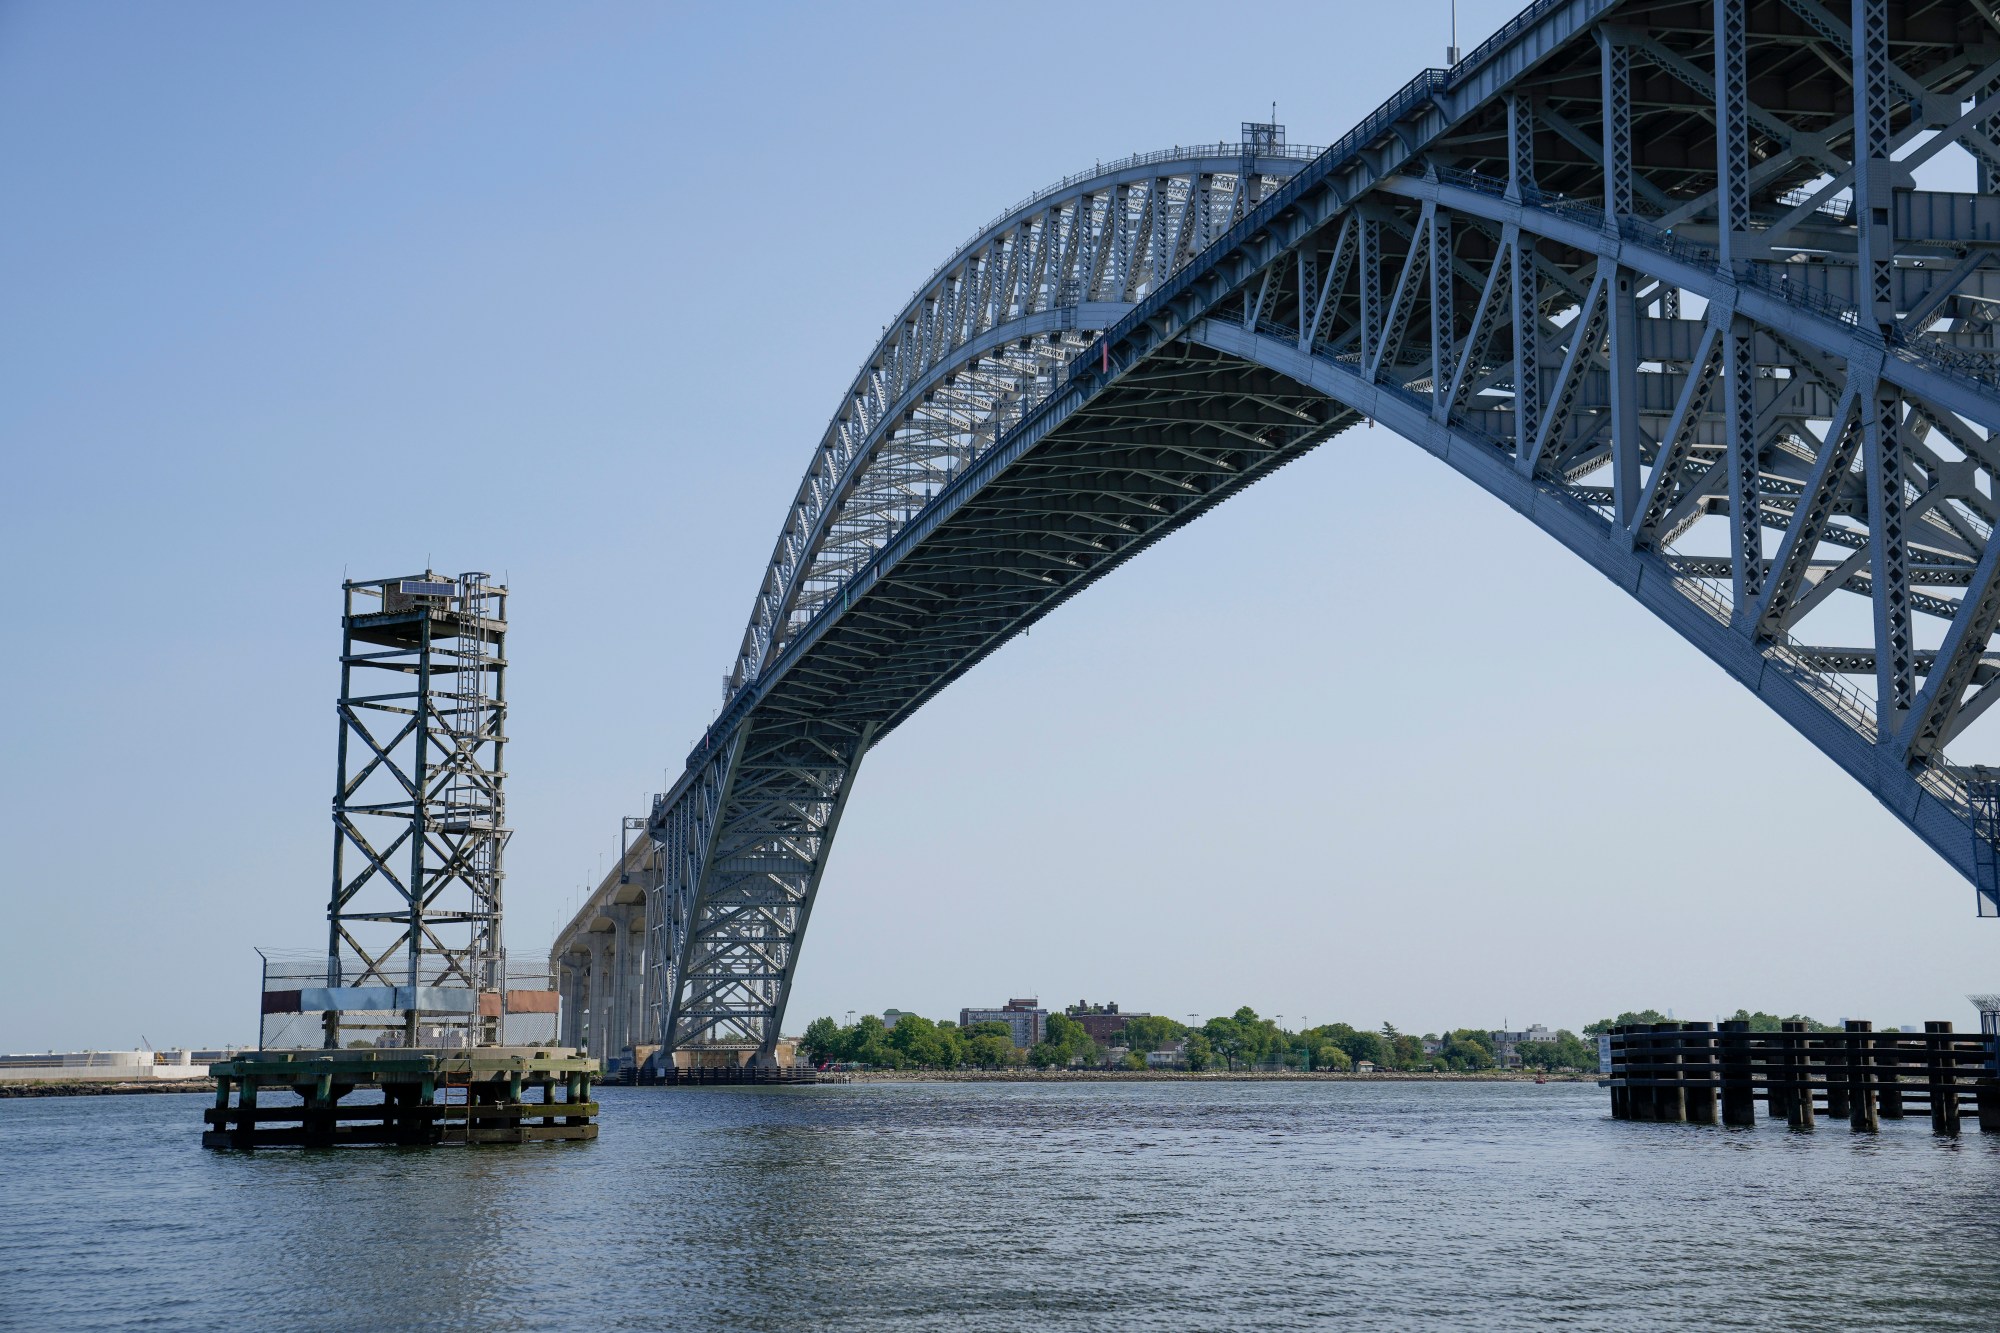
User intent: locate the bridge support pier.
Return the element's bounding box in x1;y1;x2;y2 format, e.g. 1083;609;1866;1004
586;933;614;1063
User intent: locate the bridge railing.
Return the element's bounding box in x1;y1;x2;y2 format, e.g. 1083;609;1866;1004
1447;0;1581;80
1068;69;1453;385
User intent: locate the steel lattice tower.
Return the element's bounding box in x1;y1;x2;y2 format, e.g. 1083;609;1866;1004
326;571;508;1048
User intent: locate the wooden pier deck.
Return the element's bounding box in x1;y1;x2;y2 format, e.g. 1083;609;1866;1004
204;1047;598;1149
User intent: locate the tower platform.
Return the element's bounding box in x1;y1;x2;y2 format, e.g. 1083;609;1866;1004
202;1047;597;1149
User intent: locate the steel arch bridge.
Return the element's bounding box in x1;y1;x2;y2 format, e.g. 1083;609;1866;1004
557;0;2000;1069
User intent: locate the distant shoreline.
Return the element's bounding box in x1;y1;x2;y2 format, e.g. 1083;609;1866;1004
0;1069;1602;1099
0;1080;213;1099
831;1069;1591;1084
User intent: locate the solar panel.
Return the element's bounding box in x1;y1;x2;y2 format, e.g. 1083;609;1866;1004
398;580;456;597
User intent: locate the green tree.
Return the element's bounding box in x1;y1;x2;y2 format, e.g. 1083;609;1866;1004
1037;1012;1100;1067
1438;1029;1495;1071
1389;1032;1426;1070
1119;1015;1187;1053
1027;1040;1066;1068
888;1013;953;1067
1583;1009;1669;1036
965;1032;1018;1068
1336;1029;1389;1068
1201;1014;1246;1069
848;1014;899;1068
1302;1038;1352;1071
1202;1007;1285;1069
1183;1031;1215;1071
801;1016;844;1066
1516;1029;1596;1071
1727;1008;1837;1033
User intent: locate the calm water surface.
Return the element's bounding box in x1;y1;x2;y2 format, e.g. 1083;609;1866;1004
8;1080;2000;1330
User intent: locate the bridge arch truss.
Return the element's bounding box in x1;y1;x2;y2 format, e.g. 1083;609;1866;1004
558;0;2000;1066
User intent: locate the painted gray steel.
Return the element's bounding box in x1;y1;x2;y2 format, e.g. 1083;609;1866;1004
557;0;2000;1065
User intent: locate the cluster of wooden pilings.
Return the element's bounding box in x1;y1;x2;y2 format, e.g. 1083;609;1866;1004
1606;1020;2000;1132
203;1047;599;1149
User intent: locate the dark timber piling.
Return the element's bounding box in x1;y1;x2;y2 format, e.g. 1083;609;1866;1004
1981;1078;2000;1132
1606;1019;1994;1137
1878;1029;1906;1120
1786;1021;1815;1127
1824;1029;1851;1121
1682;1022;1717;1124
1927;1021;1961;1134
1845;1020;1879;1132
1719;1020;1755;1126
1653;1023;1686;1123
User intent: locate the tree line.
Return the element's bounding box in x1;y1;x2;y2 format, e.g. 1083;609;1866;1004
1582;1008;1838;1034
798;1007;1607;1072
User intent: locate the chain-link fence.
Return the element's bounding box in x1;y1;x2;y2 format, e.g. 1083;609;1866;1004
256;951;558;1050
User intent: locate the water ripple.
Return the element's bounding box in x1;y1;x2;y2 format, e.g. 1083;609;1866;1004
6;1082;2000;1329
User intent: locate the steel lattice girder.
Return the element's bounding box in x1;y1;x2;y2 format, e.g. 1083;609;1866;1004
552;0;2000;1063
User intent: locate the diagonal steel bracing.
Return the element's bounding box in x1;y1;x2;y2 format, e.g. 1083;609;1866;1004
555;1;2000;1065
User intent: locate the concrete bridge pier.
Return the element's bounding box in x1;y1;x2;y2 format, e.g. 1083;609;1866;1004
586;931;615;1062
556;956;586;1048
605;903;642;1065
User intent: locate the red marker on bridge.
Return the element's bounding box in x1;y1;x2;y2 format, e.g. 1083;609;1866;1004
1101;340;1109;374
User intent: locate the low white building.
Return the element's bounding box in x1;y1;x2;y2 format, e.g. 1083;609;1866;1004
0;1050;222;1083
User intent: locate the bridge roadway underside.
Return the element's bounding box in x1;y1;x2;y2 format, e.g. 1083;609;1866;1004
761;349;1350;733
559;0;2000;1066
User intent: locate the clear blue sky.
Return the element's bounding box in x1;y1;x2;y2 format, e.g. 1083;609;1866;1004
3;0;1991;1053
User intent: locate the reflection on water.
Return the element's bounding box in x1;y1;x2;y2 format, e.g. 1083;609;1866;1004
9;1080;2000;1330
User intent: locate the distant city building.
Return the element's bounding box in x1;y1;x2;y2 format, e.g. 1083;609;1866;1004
1487;1025;1552;1068
960;997;1046;1049
1145;1040;1187;1069
881;1009;909;1030
1063;1000;1149;1044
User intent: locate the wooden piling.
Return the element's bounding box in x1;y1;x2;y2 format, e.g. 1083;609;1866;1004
1623;1026;1655;1121
1822;1028;1849;1121
1979;1079;2000;1132
1844;1021;1879;1132
1653;1023;1686;1123
1683;1022;1718;1124
1782;1021;1815;1129
1718;1021;1754;1126
1925;1021;1961;1135
1877;1031;1905;1120
1608;1026;1629;1120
